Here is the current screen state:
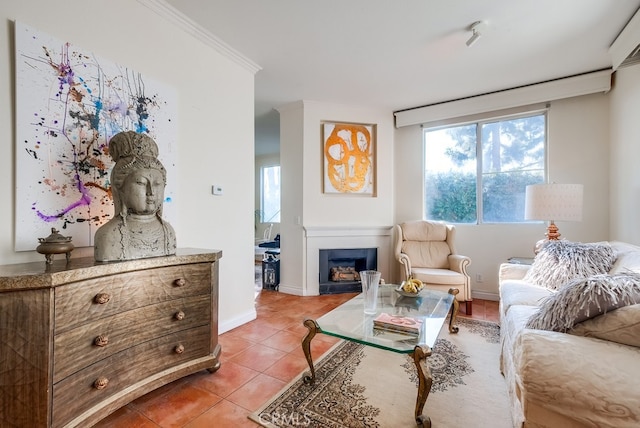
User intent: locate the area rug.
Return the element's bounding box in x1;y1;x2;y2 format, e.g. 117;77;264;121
250;317;512;428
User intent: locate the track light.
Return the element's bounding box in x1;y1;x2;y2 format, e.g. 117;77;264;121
466;21;484;47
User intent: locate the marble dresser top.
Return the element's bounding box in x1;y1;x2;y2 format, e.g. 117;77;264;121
0;248;222;292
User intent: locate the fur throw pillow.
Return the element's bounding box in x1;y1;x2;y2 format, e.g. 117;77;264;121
523;240;615;291
526;272;640;332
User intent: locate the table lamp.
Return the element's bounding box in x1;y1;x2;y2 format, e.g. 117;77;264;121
524;183;583;253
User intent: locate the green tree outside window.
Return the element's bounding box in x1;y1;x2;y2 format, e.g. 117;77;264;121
424;113;545;223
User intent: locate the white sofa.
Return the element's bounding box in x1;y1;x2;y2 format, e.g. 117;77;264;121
498;240;640;428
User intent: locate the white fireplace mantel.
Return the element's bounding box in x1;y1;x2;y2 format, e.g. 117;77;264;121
299;225;394;296
304;226;393;238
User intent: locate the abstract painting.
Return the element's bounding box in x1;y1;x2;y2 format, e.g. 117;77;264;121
14;22;177;251
322;122;376;195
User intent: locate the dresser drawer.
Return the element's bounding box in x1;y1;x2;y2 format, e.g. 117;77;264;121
55;263;211;333
52;325;211;427
53;294;211;383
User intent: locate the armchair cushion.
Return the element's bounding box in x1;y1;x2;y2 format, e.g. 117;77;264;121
401;241;450;269
399;221;451;268
412;267;466;285
400;220;448;241
395;220;471;306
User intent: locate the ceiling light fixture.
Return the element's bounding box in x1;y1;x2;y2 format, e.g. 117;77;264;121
466;21;484;47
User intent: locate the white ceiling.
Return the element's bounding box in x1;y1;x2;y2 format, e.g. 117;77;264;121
164;0;640;156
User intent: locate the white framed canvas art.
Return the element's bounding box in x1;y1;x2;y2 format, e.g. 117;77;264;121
14;22;177;251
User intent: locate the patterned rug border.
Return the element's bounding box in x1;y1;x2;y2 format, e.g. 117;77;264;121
249;317;501;428
248;339;351;428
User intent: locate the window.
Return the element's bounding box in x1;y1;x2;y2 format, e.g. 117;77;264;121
423;112;545;223
260;165;281;223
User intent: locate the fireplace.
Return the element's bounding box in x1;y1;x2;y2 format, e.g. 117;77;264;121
318;248;377;294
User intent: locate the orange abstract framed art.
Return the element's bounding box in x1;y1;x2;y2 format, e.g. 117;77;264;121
321;121;376;195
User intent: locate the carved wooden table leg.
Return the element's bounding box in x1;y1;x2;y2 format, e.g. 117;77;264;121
302;318;319;384
447;288;460;334
412;345;433;428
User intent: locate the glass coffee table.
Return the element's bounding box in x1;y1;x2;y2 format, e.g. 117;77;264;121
302;285;459;428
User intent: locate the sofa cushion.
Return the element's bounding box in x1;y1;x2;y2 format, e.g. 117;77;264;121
499;279;553;315
523;240;615;291
570;304;640;348
500;304;538;371
609;241;640;275
526;272;640;332
499;262;531;282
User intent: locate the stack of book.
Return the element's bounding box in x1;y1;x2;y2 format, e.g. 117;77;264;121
373;313;423;336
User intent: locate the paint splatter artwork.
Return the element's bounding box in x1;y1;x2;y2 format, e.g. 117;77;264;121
14;22;177;251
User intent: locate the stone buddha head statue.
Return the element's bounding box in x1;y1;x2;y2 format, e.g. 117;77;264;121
109;131;167;218
94;131;176;261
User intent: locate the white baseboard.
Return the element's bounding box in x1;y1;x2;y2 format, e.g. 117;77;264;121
276;284;306;296
472;290;500;301
219;309;257;334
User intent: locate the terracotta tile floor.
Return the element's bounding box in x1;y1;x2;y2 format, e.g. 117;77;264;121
96;277;499;428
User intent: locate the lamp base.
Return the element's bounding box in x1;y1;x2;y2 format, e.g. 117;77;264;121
545;221;561;240
533;222;562;254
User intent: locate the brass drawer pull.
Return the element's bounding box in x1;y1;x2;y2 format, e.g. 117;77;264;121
94;335;109;347
93;376;109;390
174;311;185;321
174;278;186;287
94;293;111;304
174;344;185;354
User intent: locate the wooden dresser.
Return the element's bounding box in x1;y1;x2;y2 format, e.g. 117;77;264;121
0;248;222;427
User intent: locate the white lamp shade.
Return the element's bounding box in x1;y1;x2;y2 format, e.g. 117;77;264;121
525;184;583;222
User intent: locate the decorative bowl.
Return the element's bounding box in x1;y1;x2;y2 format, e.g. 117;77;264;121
395;285;424;298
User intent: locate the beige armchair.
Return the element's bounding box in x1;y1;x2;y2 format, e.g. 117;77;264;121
394;220;472;314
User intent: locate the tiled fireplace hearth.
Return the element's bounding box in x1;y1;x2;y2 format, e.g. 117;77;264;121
303;226;392;296
318;247;377;294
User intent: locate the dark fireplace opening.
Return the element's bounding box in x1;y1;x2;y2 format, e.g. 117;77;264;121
319;248;377;294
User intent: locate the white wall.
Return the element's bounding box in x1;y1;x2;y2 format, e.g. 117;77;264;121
394;93;611;300
277;102;306;293
610;64;640;244
278;101;395;295
301;101;395;227
0;0;258;332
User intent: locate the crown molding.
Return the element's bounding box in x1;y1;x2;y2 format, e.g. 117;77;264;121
610;7;640;71
137;0;261;74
